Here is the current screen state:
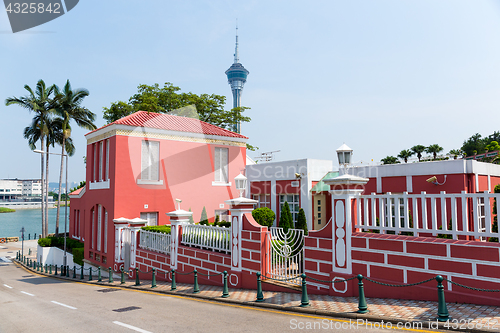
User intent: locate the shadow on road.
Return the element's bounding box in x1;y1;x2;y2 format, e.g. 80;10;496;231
17;276;70;285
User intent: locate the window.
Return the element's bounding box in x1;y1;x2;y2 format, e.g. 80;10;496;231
280;194;300;222
104;210;108;253
99;141;103;181
214;147;229;183
93;143;97;182
214;209;229;223
253;194;270;209
97;205;102;252
140;212;158;226
91;209;95;250
105;139;110;180
141;140;160;182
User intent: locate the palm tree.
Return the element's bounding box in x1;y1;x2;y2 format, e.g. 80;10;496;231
449;149;462;160
6;80;55;238
411;145;426;162
426;144;443;160
397;149;413;163
53;80;96;236
381;156;400;165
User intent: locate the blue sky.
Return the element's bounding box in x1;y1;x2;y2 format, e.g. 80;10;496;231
2;0;500;183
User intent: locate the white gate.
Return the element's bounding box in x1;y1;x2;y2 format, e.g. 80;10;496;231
122;228;133;271
266;227;304;286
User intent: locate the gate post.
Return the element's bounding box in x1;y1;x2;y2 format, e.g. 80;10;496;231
113;218;130;268
225;197;257;272
323;174;368;275
166;200;193;270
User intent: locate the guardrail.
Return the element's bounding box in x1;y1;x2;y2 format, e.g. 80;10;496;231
181;224;230;253
139;229;171;254
356;191;500;241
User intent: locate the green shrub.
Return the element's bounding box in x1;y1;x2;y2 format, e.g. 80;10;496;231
72;247;84;266
38;237;52;247
295;208;308;235
213;215;220;226
252;207;275;228
279;202;293;233
141;225;171;234
200;206;208;225
0;207;15;213
218;220;231;228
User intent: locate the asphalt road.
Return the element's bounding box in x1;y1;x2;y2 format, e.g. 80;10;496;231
0;244;444;333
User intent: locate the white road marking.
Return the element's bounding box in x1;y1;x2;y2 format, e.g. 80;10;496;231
51;301;77;310
113;321;152;333
20;291;34;296
3;284;12;289
0;257;11;262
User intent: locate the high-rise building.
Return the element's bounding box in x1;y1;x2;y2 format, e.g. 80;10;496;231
225;26;249;134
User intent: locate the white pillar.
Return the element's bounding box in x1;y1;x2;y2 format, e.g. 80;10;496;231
324;174;368;274
166;209;192;270
225;197;257;272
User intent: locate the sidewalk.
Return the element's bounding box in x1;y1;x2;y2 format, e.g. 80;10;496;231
5;244;500;332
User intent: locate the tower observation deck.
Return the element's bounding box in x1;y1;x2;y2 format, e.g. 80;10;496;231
225;26;249;134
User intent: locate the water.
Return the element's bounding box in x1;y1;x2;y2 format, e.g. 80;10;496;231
0;208;69;238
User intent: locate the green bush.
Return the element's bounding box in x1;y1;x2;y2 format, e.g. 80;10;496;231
295;208;308;235
213;215;220;226
252;207;275;228
279;202;293;233
38;237;52;247
200;206;208;225
72;247;84;266
218;220;231;228
141;225;171;234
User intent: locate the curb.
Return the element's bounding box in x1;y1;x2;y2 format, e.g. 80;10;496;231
12;260;498;333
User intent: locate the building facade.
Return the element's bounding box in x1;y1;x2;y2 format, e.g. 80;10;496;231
69;111;248;268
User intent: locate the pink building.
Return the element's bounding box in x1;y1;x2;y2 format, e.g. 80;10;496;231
69;111;247;269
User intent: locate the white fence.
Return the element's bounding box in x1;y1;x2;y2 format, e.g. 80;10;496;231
139;230;171;254
355;191;500;241
181;224;231;253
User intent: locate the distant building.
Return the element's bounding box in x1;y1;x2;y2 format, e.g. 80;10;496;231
0;179;53;209
246;159;334;230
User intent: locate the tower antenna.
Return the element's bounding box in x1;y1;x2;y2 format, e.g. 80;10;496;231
234;21;239;63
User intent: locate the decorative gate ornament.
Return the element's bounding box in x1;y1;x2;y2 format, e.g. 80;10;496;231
266;227;305;286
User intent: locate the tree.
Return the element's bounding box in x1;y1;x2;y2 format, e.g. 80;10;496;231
449;149;462;159
279;202;293;233
6;80;56;238
485;141;500;152
53;80;96;236
252;207;275;228
411;145;427;162
188;208;195;224
103;82;251;131
461;133;485;157
426;144;443;160
381;156;400;165
199;206;208;225
69;181;86;193
295;208;308;235
397;149;413;163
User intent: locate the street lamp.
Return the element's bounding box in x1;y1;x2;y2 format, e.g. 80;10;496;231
34;149;69;270
234;173;247;198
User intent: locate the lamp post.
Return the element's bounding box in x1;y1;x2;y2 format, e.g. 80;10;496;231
336;144;353;174
34;149;69;269
234;173;247;198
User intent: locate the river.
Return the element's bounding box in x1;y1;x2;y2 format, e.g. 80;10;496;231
0;208;69;238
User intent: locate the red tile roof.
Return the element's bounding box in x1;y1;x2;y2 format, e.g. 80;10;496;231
69;187;83;196
86;111;248;139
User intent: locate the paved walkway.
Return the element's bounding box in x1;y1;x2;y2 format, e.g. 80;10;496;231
2;241;500;332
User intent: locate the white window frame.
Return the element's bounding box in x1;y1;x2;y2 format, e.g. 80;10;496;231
213;147;231;186
253;194;270;209
97;205;102;252
138;140;163;185
99;141;103;181
105;139;110;180
140;212;158;226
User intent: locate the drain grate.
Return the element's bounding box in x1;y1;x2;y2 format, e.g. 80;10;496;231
113;306;141;313
97;288;119;293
